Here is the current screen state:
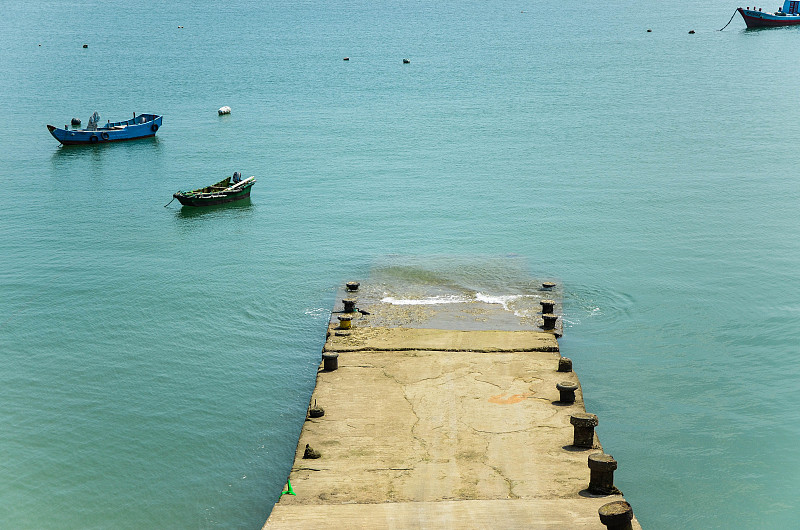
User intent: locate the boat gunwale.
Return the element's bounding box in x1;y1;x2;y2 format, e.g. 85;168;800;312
173;177;256;205
46;114;162;145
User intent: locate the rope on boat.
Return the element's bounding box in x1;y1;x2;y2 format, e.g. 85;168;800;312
164;197;176;207
719;9;738;30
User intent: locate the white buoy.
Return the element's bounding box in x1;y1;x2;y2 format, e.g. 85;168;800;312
218;106;231;115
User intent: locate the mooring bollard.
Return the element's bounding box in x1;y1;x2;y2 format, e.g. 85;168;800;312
558;357;573;372
540;299;555;314
556;381;578;403
303;444;321;459
588;453;619;495
542;313;558;330
570;413;599;448
308;399;325;418
337;315;353;330
598;500;634;530
322;352;339;371
342;298;356;313
346;281;360;292
541;281;556;290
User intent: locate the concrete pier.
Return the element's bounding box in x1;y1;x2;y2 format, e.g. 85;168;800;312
264;280;640;529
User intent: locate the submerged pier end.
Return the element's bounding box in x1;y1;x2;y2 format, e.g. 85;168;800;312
264;278;640;529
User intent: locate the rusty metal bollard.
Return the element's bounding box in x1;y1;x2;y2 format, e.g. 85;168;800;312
598;500;634;529
556;381;578;403
337;314;353;330
541;281;556;290
540;299;555;314
542;313;558;330
322;352;339;371
557;357;573;372
308;400;325;418
346;281;360;291
303;444;321;459
588;453;619;495
570;413;598;448
342;299;356;313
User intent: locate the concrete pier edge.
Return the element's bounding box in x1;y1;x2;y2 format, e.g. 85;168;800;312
264;280;640;529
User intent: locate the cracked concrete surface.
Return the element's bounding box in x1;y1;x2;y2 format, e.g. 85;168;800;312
265;324;640;528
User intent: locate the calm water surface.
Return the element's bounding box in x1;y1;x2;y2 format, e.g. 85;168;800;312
2;1;799;528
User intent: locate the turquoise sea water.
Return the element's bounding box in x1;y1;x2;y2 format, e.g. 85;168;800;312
2;1;800;528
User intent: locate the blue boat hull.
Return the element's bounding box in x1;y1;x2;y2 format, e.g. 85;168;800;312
47;114;162;145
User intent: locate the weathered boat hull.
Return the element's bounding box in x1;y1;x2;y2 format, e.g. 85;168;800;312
173;176;256;207
47;114;162;145
738;7;800;27
174;185;254;207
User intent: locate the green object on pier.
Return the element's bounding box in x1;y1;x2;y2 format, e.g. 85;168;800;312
281;479;296;496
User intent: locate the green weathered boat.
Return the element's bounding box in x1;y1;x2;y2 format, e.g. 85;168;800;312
173;173;256;207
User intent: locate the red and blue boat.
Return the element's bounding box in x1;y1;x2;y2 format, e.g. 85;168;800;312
738;1;800;27
47;112;162;145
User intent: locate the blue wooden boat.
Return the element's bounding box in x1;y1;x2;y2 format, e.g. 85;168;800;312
738;1;800;27
47;112;162;145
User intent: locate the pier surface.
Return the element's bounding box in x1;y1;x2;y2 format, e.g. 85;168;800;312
264;281;640;529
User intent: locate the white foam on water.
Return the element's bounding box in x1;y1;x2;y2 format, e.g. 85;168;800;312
475;292;525;311
381;295;471;305
304;307;331;319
